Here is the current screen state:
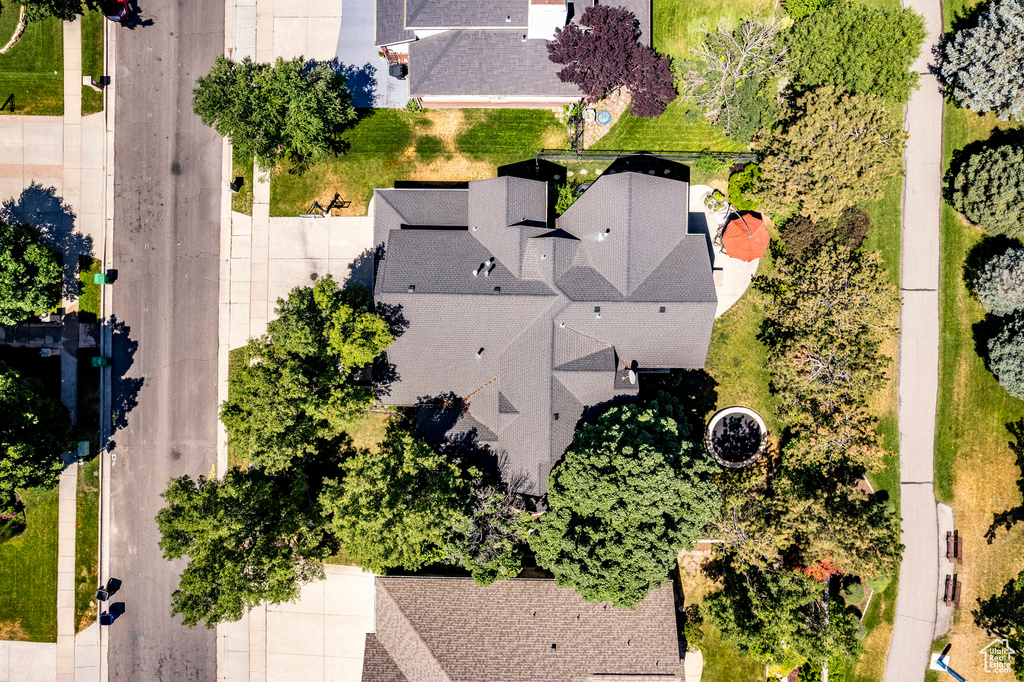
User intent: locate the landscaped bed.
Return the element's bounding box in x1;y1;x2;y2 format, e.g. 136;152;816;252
0;3;63;116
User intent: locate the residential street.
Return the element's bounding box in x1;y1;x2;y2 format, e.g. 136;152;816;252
106;2;223;679
885;0;946;675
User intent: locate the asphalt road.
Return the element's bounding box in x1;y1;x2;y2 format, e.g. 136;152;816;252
107;3;223;679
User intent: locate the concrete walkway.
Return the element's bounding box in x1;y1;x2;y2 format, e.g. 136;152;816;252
884;0;946;674
56;463;77;682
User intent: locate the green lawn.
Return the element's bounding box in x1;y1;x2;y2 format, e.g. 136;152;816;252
0;486;58;641
78;256;102;320
81;10;104;115
75;457;99;632
0;4;63;116
931;102;1024;678
232;148;255;216
270;108;566;216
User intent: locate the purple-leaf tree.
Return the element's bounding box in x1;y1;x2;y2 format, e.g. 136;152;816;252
547;5;677;119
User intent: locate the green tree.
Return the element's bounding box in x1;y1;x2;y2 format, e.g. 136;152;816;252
0;362;74;514
974;569;1024;680
705;566;862;668
787;3;926;103
757;86;907;221
320;421;471;574
0;219;61;326
971;245;1024;315
192;56;357;171
989;311;1024;401
939;0;1024;123
220;277;392;473
948;142;1024;239
156;466;338;628
24;0;90;22
530;399;720;608
783;0;838;20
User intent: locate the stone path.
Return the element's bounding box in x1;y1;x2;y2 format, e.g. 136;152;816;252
884;0;946;673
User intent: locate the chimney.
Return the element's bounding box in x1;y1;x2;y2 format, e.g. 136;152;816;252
527;0;567;40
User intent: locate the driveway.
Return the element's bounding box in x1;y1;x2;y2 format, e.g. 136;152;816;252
334;0;409;107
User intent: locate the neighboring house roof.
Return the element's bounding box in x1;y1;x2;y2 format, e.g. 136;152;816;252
405;0;527;28
362;577;681;682
373;168;716;496
409;30;583;98
376;0;417;46
375;0;649;99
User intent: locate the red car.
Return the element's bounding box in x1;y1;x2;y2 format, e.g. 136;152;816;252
101;0;138;22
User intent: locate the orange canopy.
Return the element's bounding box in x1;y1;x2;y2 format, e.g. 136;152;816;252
721;213;769;262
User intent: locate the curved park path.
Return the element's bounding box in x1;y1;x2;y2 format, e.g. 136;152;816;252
884;0;946;677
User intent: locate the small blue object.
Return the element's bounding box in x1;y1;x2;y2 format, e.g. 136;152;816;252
596;110;611;125
99;612;114;626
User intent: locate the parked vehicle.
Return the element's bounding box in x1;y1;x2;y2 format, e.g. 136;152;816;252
101;0;138;22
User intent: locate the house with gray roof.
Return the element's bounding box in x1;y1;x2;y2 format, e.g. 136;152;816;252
373;164;717;497
375;0;650;107
361;576;681;681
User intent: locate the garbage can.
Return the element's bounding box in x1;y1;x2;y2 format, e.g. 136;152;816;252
99;612;114;626
95;588;109;602
91;356;110;368
93;273;111;285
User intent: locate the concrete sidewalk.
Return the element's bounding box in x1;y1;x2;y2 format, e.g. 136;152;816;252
884;0;946;671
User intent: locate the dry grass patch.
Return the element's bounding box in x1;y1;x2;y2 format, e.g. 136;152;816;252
0;619;27;640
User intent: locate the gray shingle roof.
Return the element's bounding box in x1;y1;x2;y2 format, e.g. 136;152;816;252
373;169;716;496
364;577;681;682
375;0;417;46
361;634;408;682
405;0;527;28
409;30;584;97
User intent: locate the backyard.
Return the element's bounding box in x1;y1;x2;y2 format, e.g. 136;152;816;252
0;3;63;116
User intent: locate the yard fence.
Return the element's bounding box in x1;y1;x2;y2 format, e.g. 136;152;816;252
535;148;759;164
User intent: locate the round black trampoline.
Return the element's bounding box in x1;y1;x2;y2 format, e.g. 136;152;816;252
704;406;768;468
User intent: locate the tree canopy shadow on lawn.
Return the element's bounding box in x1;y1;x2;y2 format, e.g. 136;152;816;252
1;182;94;301
984;419;1024;544
974;564;1024;642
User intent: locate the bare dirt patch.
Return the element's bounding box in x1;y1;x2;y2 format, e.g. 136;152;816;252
408;156;495;183
420;109;466;144
0;618;28;640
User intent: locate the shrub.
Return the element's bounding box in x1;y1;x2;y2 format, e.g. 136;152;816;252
948;143;1024;239
939;0;1024;122
694;150;729;176
405;98;422;113
844;580;866;605
989;311;1024;400
784;0;839;20
729;164;762;210
787;4;926;104
971;246;1024;315
555;180;582;216
779;207;873;256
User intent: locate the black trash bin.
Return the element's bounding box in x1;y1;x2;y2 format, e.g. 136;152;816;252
95;588;109;602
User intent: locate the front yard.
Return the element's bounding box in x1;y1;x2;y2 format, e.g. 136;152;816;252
0;486;58;641
0;4;63;116
269;108;567;216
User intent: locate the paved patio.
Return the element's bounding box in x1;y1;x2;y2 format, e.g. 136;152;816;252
688;185;759;317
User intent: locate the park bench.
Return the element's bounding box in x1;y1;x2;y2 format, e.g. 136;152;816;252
943;574;963;608
946;530;963;564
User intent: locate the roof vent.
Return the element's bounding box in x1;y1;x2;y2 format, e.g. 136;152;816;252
659;306;666;313
550;643;557;652
474;262;485;276
541;254;547;260
407;285;415;293
559;322;565;328
506;14;511;21
494;286;501;292
594;306;601;319
476;347;484;358
472;225;478;231
598;228;610;242
522;34;527;41
553;413;559;420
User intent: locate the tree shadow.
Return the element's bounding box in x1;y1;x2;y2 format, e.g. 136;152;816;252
963;235;1023;294
972;312;1005;372
346;247;375;291
985;420;1024;544
637;369;719;438
973;568;1024;642
1;182;95;301
943;129;1024;207
498;159;567;226
332;61;378;109
108;316;143;435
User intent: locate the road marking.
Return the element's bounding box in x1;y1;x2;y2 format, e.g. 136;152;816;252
147;112;152;118
141;440;146;445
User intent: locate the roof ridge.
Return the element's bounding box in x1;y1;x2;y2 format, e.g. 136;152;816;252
376;579;455;682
